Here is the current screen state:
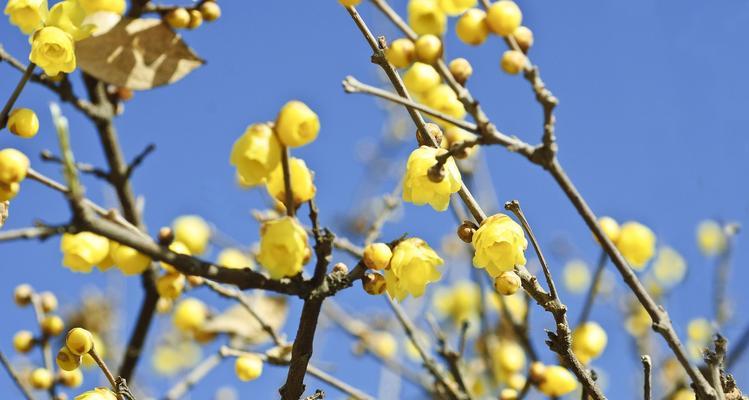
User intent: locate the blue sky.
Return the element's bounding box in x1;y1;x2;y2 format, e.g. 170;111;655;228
1;0;749;399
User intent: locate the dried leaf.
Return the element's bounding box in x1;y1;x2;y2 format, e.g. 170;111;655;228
202;294;288;345
75;14;204;90
0;201;8;229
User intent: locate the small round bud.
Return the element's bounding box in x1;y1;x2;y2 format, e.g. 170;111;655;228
7;108;39;138
13;284;33;306
158;227;174;245
427;164;445;183
164;7;190;29
0;148;30;184
414;34;443;64
386;38;415;68
362;272;386;295
199;1;221;21
500;388;518;400
58;369;83;388
528;361;546;382
41;315;64;336
417;122;444;147
65;328;94;355
494;271;521;295
457;221;477;243
30;368;53;390
187;9;203;29
362;243;392;271
116;87;133;101
332;262;349;275
173;297;208;333
156;272;186;300
486;0;522;37
235;354;263;381
187;275;205;287
13;330;35;353
39;291;58;313
56;346;82;371
456;8;489;45
512;26;534;52
0;181;20;202
500;50;526;75
448;58;473;85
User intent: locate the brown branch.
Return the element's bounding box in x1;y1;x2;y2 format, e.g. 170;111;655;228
0;225;64;243
641;355;652;400
704;335;728;400
0;351;35;400
124;143;156;179
0;62;35;129
280;145;295;217
40;150;111;182
426;315;471;398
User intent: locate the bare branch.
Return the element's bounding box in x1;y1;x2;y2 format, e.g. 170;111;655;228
577;250;607;326
0;351;35;400
641;355;652;400
163;352;223;400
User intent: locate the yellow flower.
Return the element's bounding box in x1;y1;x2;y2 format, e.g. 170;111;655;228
46;0;93;40
538;365;577;397
257;216;310;279
4;0;48;35
366;331;398;359
7;108;40;138
58;369;83;388
687;318;712;344
562;259;590;294
0;148;30;184
60;232;110;273
652;246;687;288
492;340;526;376
486;0;522;37
403;62;441;95
156;272;185;300
500;49;526;75
471;213;527;277
235;354;263;381
672;389;696;400
173;297;208;333
266;157;316;207
74;387;117;400
597;216;620;243
625;301;651;337
0;182;21;201
402;146;462;211
217;248;255;270
571;322;607;363
275;100;320;148
110;241;151;275
422;84;466;125
79;0;124;15
29;26;76;76
384;238;443;301
408;0;446;36
230;123;281;187
363;242;393;270
433;280;480;324
81;333;105;368
386;38;415;68
438;0;476;15
173;215;211;255
161;241;191;273
616;221;656;269
696;220;727;256
456;8;489;46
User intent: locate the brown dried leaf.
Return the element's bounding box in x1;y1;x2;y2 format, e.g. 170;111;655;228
202;294;288;345
75;15;204;90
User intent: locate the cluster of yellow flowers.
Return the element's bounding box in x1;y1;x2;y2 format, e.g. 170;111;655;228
163;0;221;30
60;231;154;276
0;148;30;201
597;216;656;270
361;238;444;301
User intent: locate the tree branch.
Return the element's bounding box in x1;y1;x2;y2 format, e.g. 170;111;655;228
0;351;35;400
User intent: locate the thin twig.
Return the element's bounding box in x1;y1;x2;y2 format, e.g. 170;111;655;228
0;225;64;243
0;351;35;400
280;145;295;217
124;143;156;179
163;352;223;400
89;348;118;393
0;62;35;129
641;355;652;400
40;150;111;182
577;250;607;326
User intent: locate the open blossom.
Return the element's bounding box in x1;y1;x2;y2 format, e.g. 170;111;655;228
172;215;211;255
110;242;151;276
4;0;48;34
402;146;462;211
60;232;110;273
45;0;93;41
472;213;527;277
615;221;656;269
230;123;281;187
29;26;76;76
538;365;577;397
432;280;480;325
384;238;443;301
266;157;316;207
257;216;310;279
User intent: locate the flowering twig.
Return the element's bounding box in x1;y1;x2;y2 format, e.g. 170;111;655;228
0;351;35;400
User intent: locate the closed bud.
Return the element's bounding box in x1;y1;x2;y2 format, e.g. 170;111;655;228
500;389;518;400
56;346;82;371
448;58;473;85
7;108;39;138
500;50;526;75
65;327;94;355
512;26;534;52
414;34;443;64
417;122;444;147
494;271;521;295
156;272;186;300
116;87;133;101
363;272;386;295
158;227;174;245
386;38;415;68
30;368;53;390
13;330;35;353
362;243;392;271
199;1;221;21
187;275;204;287
41;315;64;336
457;221;477;243
188;9;203;29
235;354;263;381
58;369;83;388
529;361;546;383
40;291;58;313
164;8;190;29
13;283;33;306
332;262;349;275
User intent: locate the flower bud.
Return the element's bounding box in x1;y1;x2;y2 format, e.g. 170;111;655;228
486;0;522;37
13;330;34;353
275;100;320;148
0;181;20;201
512;26;534;52
597;216;620;243
456;8;489;45
332;262;349;275
187;275;204;287
40;291;58;313
235;354;263;381
187;9;203;29
494;271;521;295
165;8;190;29
404;62;441;95
500;389;518;400
386;38;415;68
0;148;30;184
173;215;211;255
538;365;577;397
58;369;83;388
7;108;39;138
408;0;447;36
417;122;444;147
156;272;186;300
500;50;526;75
528;361;546;382
158;226;174;245
457;221;477;243
199;1;221;21
414;34;443;64
173;297;208;333
41;315;64;336
56;346;82;371
363;272;386;295
66;328;94;355
13;283;33;306
448;58;473;85
30;368;53;390
363;243;392;270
